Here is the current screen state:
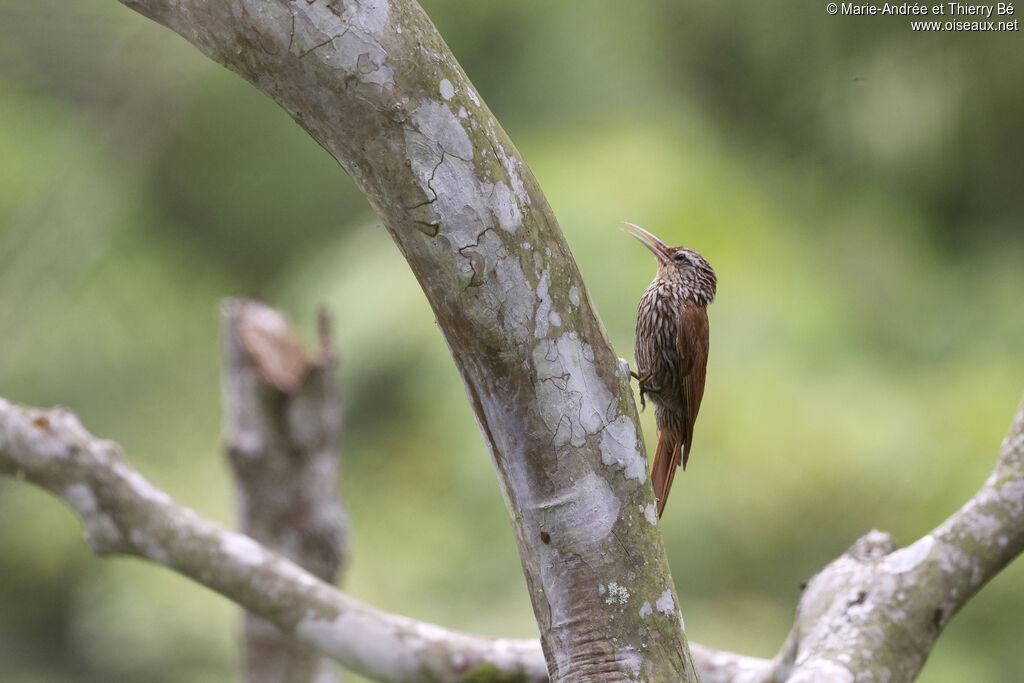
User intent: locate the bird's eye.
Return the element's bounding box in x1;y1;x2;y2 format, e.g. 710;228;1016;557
673;253;689;263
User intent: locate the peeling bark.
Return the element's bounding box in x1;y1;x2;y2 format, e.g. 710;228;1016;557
221;299;348;683
115;0;696;678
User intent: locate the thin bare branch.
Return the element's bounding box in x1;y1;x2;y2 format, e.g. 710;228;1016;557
0;398;544;683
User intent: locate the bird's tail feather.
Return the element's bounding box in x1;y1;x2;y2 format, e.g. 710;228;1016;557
652;432;683;518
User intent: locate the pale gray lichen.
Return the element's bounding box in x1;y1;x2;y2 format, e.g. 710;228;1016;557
656;590;675;615
412;100;473;160
481;179;523;233
600;416;647;482
638;601;653;618
439;78;455;100
880;535;933;574
642;503;658;525
498;153;531;208
348;0;390;37
533;332;616;448
537;472;620;548
605;582;630;605
404;99;525;252
289;2;394;85
477;232;534;345
413;150;486;241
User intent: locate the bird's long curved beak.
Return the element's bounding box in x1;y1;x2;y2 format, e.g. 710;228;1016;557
620;222;670;260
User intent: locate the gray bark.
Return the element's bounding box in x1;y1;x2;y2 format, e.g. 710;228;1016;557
221;299;348;683
116;0;697;678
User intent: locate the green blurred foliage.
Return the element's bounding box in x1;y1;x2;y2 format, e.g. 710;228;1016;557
1;1;1022;681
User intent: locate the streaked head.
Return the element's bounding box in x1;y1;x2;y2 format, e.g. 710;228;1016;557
620;222;717;305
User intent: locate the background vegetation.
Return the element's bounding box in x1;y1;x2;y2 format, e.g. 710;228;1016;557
1;1;1021;681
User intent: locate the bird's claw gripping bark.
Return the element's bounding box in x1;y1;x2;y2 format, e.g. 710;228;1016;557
628;367;655;411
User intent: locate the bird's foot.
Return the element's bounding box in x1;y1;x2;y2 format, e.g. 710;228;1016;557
628;368;658;411
630;368;652;384
637;379;663;412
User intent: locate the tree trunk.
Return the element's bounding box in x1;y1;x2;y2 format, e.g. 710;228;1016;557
117;0;697;678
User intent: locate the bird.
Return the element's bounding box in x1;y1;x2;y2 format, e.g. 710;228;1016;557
621;222;716;517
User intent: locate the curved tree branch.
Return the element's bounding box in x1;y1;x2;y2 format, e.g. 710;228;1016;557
0;397;760;682
116;0;695;678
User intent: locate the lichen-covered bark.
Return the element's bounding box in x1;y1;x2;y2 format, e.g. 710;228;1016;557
117;0;695;678
221;299;348;683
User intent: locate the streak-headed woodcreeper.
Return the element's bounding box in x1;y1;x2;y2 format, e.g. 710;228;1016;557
622;222;716;517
